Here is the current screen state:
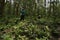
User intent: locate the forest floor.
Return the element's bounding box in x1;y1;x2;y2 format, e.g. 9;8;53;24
0;17;60;40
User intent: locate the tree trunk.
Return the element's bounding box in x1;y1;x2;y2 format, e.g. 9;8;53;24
0;0;5;17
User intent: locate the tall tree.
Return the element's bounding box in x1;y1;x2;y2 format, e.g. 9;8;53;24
0;0;5;17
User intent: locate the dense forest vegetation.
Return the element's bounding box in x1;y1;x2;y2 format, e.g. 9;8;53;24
0;0;60;40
